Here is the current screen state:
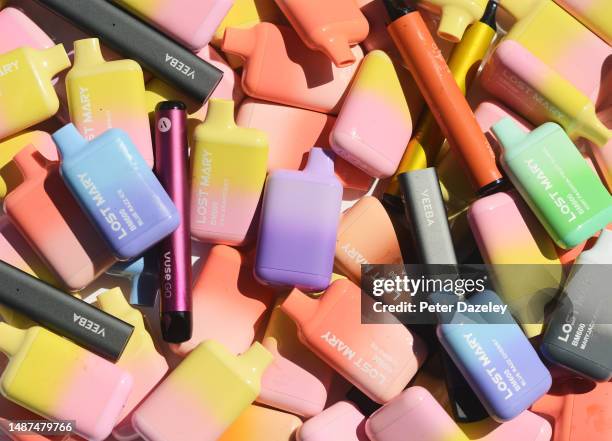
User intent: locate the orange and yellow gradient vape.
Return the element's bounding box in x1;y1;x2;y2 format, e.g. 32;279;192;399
0;44;70;140
66;38;153;166
219;405;302;441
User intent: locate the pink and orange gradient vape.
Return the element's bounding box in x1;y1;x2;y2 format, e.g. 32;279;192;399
222;23;363;114
4;146;115;291
258;297;335;417
297;401;369;441
0;7;54;54
236;98;372;191
273;0;369;67
219;405;302;441
282;279;427;404
170;245;275;357
366;386;468;441
154;101;192;344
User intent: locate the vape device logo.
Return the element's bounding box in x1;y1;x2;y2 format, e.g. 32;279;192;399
463;333;514;399
74;313;106;337
79;86;95;140
421;189;435;226
321;331;356;360
0;60;18;77
165;54;195;79
158;117;172;133
195;150;213;224
162;251;172;299
341;243;369;265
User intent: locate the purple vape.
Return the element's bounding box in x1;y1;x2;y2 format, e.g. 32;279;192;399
154;101;192;343
254;148;342;291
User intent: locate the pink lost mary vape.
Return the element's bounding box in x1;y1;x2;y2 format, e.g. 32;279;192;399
154;101;192;343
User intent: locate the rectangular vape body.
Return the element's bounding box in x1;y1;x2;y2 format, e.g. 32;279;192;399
0;261;133;361
35;0;223;102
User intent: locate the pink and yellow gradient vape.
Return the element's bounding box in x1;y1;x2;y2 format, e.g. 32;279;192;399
282;279;427;404
0;7;54;54
459;410;552;440
236;98;372;191
4;146;116;291
0;131;58;199
170;245;275;357
273;0;369;67
554;0;612;46
0;322;133;441
145;45;244;130
0;44;70;140
468;191;564;337
331;50;412;178
222;23;363;114
218;405;302;441
66;38;153;167
94;287;168;441
417;0;489;42
112;0;233;50
297;401;369;441
132;340;273;441
480;39;612;147
366;386;468;441
258;297;334;417
530;378;612;441
190;99;268;246
335;196;403;283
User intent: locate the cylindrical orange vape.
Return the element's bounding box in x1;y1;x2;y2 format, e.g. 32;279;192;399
383;0;503;195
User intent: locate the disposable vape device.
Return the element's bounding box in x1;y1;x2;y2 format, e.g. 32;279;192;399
418;0;489;41
66;38;154;167
190;99;268;246
236;98;372;191
366;387;468;441
385;1;497;196
493;118;612;249
132;341;272;441
259;297;334;417
95;288;168;441
330;50;412;178
297;401;368;441
459;410;552;441
468;191;564;337
255;148;343;291
52;123;180;260
0;322;133;441
383;0;503;195
273;0;369;67
335;196;403;283
0;44;70;140
0;7;54;54
222;23;363;114
554;0;612;46
153;101;192;344
4;146;116;291
0;131;58;199
531;379;612;441
481;40;612;147
112;0;234;50
219;405;302;441
106;250;159;307
0;261;134;361
437;290;552;421
541;230;612;382
399;168;457;265
35;0;223;102
170;245;275;357
282;279;428;403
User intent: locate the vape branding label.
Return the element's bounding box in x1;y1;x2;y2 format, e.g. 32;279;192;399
165;54;195;80
420;188;435;226
195;150;212;224
162;251;172;299
78;86;96;140
320;331;389;386
74;313;106;337
340;243;369;265
0;60;18;77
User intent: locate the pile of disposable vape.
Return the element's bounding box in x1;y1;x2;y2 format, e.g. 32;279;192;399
0;0;611;440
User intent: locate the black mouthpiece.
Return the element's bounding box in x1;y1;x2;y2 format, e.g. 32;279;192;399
479;0;498;31
382;0;416;22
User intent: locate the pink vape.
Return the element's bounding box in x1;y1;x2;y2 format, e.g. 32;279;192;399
0;7;54;54
154;101;192;344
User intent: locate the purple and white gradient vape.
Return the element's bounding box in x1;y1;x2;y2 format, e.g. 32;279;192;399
154;101;192;343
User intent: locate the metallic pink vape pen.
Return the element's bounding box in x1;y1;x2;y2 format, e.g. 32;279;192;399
154;101;192;343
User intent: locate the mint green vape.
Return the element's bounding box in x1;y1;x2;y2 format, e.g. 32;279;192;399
493;118;612;249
